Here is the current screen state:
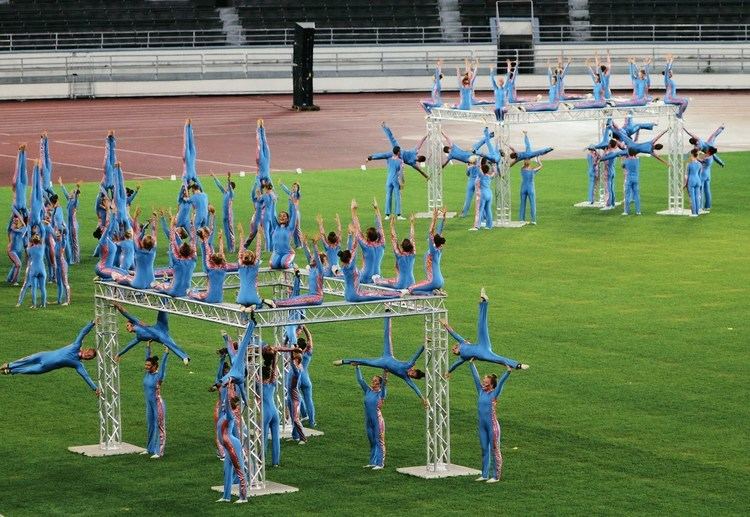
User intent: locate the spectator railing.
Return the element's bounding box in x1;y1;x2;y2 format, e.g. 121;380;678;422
0;24;748;52
0;44;747;85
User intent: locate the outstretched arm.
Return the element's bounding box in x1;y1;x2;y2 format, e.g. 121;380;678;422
116;337;142;359
75;363;98;391
492;369;512;398
469;362;482;393
407;345;425;367
404;377;423;399
73;321;96;350
355;365;368;393
158;350;168;382
113;303;140;326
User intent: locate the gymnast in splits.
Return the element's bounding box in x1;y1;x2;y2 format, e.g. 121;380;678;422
355;366;387;469
469;361;512;482
420;58;443;114
442;131;491;168
508;132;553;167
334;318;428;408
683;125;726;168
1;320;100;395
518;61;560;112
112;303;190;365
371;122;429;179
441;289;529;375
338;232;403;303
373;214;416;290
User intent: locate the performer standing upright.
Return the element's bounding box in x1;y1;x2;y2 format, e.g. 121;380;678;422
142;345;169;459
355;366;387;469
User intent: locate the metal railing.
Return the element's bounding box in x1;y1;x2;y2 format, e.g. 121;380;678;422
538;24;750;43
0;44;747;86
0;23;748;52
0;26;494;52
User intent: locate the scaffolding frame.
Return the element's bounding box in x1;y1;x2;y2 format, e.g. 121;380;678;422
69;268;479;493
424;103;687;221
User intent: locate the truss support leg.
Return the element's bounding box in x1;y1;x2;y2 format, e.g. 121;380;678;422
397;311;480;479
211;324;299;497
657;113;690;216
493;123;525;228
69;298;145;456
417;117;454;218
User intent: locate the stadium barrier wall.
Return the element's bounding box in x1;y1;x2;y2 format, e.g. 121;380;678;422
1;43;749;100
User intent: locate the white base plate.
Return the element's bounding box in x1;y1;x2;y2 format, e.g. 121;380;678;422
657;207;693;216
599;201;623;211
280;425;324;439
397;463;482;479
68;442;146;457
415;211;457;219
211;481;298;498
574;200;605;208
493;220;527;228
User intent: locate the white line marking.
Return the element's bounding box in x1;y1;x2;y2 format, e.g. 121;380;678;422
54;140;256;169
0;153;162;179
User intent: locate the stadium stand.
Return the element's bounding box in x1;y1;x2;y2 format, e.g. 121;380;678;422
0;0;221;34
460;0;570;27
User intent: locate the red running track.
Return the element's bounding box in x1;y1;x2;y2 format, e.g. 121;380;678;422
0;93;438;186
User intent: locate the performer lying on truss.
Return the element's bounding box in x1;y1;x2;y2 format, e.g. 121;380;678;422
373;214;416;290
335;318;428;408
441;290;528;374
113;303;191;365
355;365;387;469
1;320;100;395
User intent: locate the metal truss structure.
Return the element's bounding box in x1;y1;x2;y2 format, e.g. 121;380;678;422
425;102;686;221
72;268;479;491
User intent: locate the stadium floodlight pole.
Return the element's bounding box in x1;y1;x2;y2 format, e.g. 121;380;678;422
70;273;480;491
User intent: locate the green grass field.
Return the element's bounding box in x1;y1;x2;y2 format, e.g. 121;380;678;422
0;153;748;516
